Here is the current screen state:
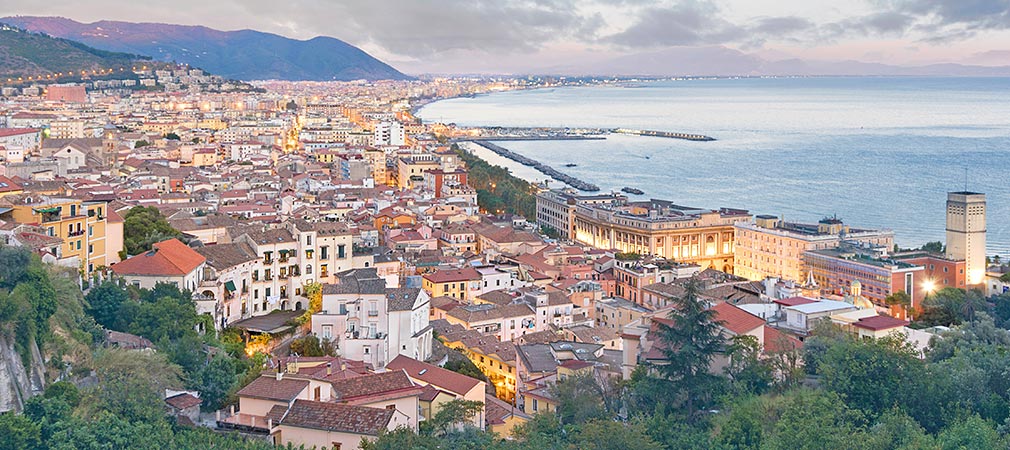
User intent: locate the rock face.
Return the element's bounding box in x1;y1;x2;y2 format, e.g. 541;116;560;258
0;333;46;413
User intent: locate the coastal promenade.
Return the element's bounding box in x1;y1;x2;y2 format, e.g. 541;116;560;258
467;140;600;191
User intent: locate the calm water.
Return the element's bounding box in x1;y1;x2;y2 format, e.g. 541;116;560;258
418;77;1010;256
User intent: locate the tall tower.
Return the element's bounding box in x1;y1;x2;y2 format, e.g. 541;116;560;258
945;191;986;285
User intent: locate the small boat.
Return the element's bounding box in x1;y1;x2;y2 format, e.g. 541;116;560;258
621;187;644;195
564;163;577;167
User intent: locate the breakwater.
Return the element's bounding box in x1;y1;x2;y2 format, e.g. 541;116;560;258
470;140;600;191
612;128;716;141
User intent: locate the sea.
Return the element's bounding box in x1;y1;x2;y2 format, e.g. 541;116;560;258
417;77;1010;256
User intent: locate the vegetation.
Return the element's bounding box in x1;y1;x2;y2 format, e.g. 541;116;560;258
920;241;945;254
454;144;536;219
0;23;148;80
289;335;336;357
120;206;183;258
164;132;181;140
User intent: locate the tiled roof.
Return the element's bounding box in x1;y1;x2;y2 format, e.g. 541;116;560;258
852;315;909;331
165;393;202;410
423;267;481;283
272;399;393;436
763;326;803;353
774;296;818;307
236;375;309;402
195;241;257;270
331;370;418;402
711;302;765;335
112;238;205;276
0;128;39;137
386;355;481;396
387;288;422;311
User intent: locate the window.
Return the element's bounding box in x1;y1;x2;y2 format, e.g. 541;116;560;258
306;265;313;274
337;244;346;259
306;235;312;246
532;399;538;411
88;225;93;237
266;288;272;298
385;404;396;410
88;244;93;254
320;246;329;259
331;443;341;450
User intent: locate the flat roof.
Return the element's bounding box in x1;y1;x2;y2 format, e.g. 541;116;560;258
785;300;858;314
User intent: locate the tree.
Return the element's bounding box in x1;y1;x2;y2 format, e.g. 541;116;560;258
817;334;924;417
86;349;183;423
164;132;180;140
653;278;725;418
121;206;182;257
723;335;773;395
551;371;607;425
570;420;665;450
936;415;1006;449
192;355;237;411
921;241;945;254
134;140;151;148
762;389;868;450
0;411;43;450
289;335;335;357
862;408;934;450
884;291;911;315
928;314;1010;362
421;399;484;437
85;281;130;330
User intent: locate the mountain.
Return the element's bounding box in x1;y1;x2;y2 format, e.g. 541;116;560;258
548;46;1010;77
0;23;148;80
2;16;410;81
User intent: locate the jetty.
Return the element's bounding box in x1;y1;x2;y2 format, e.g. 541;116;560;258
612;128;716;141
470;140;600;191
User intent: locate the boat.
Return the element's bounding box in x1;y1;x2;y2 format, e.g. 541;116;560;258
564;163;577;167
621;187;644;195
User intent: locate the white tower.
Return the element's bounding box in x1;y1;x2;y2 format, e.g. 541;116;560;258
945;191;986;285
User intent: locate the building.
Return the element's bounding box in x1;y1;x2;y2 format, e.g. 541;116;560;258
311;268;433;369
535;189;625;239
893;252;967;292
0;128;42;151
803;244;925;313
387;355;487;429
112;238;206;291
572;198;750;273
1;195;116;274
373;121;405;146
45;84;87;103
945;191;986;286
734;215;894;283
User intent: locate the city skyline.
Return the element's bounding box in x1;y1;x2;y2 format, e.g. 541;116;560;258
2;0;1009;74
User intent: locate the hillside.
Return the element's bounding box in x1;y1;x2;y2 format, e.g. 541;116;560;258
0;23;149;80
3;16;411;81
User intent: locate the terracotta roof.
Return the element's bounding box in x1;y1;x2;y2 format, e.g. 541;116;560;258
112;239;205;276
711;302;765;335
165;393;202;410
763;326;803;353
423;267;481;284
271;399;393;436
852;315;909;331
0;128;39;137
386;355;481;396
331;370;419;402
236;375;309;402
774;296;818;307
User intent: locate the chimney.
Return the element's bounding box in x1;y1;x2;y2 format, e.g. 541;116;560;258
341;361;347;371
275;370;283;381
326;362;332;376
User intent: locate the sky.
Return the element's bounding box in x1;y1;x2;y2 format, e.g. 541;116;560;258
2;0;1009;74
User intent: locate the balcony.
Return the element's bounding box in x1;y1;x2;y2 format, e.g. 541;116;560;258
367;310;379;317
263;258;273;265
68;230;85;237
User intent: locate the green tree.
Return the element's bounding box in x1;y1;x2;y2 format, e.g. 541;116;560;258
164;132;180;140
85;281;130;330
569;419;664;450
192;355;237;411
921;241;945;254
134;140;151;148
421;399;485;437
936;415;1006;449
44;381;81;408
121;206;182;257
0;411;43;450
928;313;1010;361
863;408;935;450
724;335;773;395
86;349;183;423
551;371;607;425
762;389;867;450
817;334;924;417
653;278;725;419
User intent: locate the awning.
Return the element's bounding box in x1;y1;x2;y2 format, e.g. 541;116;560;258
224;280;237;292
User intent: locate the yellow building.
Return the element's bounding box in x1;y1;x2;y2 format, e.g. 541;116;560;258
572;199;750;273
733;215;894;283
2;195;116;274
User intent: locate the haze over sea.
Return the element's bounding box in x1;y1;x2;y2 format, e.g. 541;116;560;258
419;77;1010;256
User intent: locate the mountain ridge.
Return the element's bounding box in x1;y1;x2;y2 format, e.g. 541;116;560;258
0;22;149;80
2;16;410;81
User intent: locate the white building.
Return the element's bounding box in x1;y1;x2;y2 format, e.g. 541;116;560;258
946;191;986;285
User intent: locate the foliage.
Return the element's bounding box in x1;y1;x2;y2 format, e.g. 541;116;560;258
134;140;151;148
85;349;183;422
0;411;42;450
550;371;608;425
85;281;130;330
921;241;945;254
295;281;322;324
761;389;868;450
443;350;489;382
569;419;665;450
917;287;988;327
652;278;725;418
420;399;485;437
121;206;183;257
164;132;181;140
724;335;773;395
289;335;336;357
454;144;536;219
0;246;59;366
191;355;238;411
816;333;924;418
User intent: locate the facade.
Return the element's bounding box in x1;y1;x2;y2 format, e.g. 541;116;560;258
945;191;986;285
571;199;750;273
734;215;894;282
804;246;925;311
0;128;42;151
2;195;115;274
112;238;206;291
535;189;624;239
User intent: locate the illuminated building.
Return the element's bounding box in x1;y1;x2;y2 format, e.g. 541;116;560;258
571;198;750;273
734;215;894;283
803;243;925;316
945;191;986;286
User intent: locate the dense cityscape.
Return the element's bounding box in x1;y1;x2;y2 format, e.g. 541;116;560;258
2;4;1010;450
